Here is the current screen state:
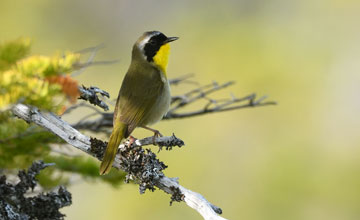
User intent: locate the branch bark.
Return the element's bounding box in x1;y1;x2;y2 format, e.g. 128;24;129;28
12;104;228;220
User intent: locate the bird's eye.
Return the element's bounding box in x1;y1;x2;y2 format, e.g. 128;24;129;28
148;40;156;45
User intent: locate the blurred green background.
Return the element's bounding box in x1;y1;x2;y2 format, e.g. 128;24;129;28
1;0;360;219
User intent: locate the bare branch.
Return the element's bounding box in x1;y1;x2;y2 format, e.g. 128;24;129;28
73;113;113;132
75;60;120;68
74;43;106;54
61;102;103;116
168;81;235;113
72;76;276;137
72;44;119;75
165;94;276;119
168;73;197;85
72;44;105;77
69;45;119;111
12;104;227;220
73;92;275;131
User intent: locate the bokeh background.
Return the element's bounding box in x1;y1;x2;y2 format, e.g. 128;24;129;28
1;0;360;219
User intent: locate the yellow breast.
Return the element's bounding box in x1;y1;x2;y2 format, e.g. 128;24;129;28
153;43;170;76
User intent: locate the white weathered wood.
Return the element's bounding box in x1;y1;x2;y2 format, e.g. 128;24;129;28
157;177;227;220
12;103;228;220
12;103;91;152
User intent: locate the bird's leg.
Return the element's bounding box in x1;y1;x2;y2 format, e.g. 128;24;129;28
140;126;163;144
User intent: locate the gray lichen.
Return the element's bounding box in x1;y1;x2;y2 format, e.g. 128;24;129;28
0;161;72;220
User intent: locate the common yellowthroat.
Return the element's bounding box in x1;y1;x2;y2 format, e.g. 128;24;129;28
99;31;178;175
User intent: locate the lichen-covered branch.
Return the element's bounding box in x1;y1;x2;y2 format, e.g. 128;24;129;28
78;85;110;111
12;104;227;220
0;161;72;220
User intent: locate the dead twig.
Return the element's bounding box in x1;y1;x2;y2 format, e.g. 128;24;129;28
72;76;276;131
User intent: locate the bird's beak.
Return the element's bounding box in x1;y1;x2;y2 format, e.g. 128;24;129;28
164;36;179;43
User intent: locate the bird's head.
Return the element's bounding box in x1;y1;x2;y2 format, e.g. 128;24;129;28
133;31;178;74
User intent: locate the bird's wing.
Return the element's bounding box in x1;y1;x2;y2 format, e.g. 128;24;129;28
113;68;165;134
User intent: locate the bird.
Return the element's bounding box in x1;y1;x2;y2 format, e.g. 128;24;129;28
99;31;178;175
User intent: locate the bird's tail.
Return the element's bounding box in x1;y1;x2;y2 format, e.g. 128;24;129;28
99;122;128;175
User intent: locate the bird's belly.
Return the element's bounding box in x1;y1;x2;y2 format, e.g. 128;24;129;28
143;81;171;125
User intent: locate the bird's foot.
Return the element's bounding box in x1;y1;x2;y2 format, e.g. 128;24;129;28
152;130;163;145
141;126;163;145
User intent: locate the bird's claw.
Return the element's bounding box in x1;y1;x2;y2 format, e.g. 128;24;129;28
152;130;163;145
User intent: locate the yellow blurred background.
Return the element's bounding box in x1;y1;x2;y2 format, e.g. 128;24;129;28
1;0;360;219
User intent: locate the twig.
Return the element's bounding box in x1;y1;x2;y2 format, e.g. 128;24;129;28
61;102;102;116
165;99;276;119
74;43;106;54
168;73;197;85
72;44;105;77
165;94;276;119
168;81;235;113
12;104;227;220
78;85;110;111
72;77;275;132
73;93;275;131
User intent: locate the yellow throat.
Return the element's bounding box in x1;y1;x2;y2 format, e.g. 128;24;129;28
153;43;170;76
